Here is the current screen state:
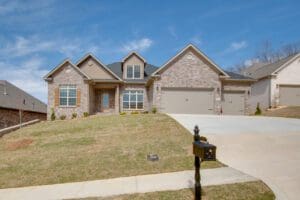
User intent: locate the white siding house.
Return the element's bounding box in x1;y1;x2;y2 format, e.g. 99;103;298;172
242;53;300;111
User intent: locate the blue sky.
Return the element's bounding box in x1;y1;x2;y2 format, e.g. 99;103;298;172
0;0;299;102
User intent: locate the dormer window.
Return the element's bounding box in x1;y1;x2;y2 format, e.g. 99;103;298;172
127;65;141;79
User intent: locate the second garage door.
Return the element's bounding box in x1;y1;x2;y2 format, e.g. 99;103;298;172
222;91;245;115
279;85;300;106
160;88;214;114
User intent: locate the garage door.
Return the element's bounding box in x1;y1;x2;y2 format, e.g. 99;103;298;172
279;85;300;106
222;91;245;115
160;88;214;114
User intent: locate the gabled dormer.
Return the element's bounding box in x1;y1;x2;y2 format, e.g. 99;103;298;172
122;52;146;79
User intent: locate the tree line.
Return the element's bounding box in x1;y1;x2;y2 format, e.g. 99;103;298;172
231;41;300;73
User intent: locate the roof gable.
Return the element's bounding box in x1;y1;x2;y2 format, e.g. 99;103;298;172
44;59;90;81
76;53;122;81
122;51;146;63
153;44;229;77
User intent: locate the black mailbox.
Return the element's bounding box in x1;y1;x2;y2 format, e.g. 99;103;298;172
193;125;217;200
193;141;216;161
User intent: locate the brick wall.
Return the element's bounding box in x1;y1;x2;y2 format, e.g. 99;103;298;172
153;48;222;113
47;62;89;119
0;107;46;129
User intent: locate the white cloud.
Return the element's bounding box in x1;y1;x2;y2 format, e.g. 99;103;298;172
0;57;48;102
0;0;55;15
0;36;55;57
121;38;153;53
167;26;178;39
191;36;202;45
244;58;260;66
230;41;248;51
0;35;99;58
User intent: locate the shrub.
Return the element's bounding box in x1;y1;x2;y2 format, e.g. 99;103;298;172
142;111;149;114
83;112;89;117
151;107;157;114
131;111;139;114
255;103;262;115
59;115;66;120
72;113;77;119
50;108;56;121
120;112;126;115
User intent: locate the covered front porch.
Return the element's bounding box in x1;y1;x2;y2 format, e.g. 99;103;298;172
89;83;120;114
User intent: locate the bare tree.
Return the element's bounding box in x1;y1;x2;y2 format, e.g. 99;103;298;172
231;40;300;73
280;43;300;57
255;40;274;63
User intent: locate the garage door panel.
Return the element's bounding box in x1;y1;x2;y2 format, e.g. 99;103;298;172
161;88;214;114
279;86;300;106
222;91;245;115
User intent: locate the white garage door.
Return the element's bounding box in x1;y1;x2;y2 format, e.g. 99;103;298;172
222;91;245;115
279;85;300;106
160;88;214;114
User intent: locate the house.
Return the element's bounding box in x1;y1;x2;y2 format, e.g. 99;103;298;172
0;80;47;129
242;53;300;110
44;44;255;119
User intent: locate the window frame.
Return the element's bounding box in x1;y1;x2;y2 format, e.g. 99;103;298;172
126;65;141;79
122;90;144;110
59;85;77;107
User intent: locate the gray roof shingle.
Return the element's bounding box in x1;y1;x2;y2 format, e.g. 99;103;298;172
224;71;254;80
0;80;47;113
242;54;300;79
106;62;158;82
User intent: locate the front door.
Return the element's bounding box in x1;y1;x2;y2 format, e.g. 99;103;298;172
101;93;110;112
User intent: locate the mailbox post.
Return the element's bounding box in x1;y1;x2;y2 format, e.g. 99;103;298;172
193;126;201;200
193;125;216;200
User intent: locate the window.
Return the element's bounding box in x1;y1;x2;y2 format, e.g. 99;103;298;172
127;65;141;79
59;85;76;106
123;90;144;109
127;65;133;78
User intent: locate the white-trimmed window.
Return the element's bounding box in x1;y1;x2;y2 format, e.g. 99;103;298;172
123;90;144;109
59;85;76;106
127;65;141;79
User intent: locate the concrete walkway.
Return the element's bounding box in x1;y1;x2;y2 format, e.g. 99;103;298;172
0;167;256;200
170;114;300;200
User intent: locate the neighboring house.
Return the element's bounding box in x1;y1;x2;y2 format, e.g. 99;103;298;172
0;80;47;129
44;44;255;119
242;53;300;110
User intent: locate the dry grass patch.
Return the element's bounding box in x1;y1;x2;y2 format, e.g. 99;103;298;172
78;181;275;200
5;138;33;151
0;114;224;188
263;106;300;118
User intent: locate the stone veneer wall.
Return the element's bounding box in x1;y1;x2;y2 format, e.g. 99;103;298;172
0;107;46;129
222;81;252;115
47;63;89;119
153;48;222;113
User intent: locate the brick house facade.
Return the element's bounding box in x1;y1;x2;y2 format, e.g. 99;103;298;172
44;44;255;119
0;80;46;129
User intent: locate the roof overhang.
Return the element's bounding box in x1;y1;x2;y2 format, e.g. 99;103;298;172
222;78;257;82
122;51;146;63
43;59;91;81
271;53;300;75
90;79;123;83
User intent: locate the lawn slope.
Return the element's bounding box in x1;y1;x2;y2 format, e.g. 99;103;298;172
0;114;223;188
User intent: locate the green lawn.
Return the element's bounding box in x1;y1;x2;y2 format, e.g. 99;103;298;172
0;114;223;189
263;106;300;118
77;181;275;200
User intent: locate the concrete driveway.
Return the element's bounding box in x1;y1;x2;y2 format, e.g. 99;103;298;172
170;114;300;200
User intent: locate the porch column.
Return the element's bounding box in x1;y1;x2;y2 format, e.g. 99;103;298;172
115;85;120;113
